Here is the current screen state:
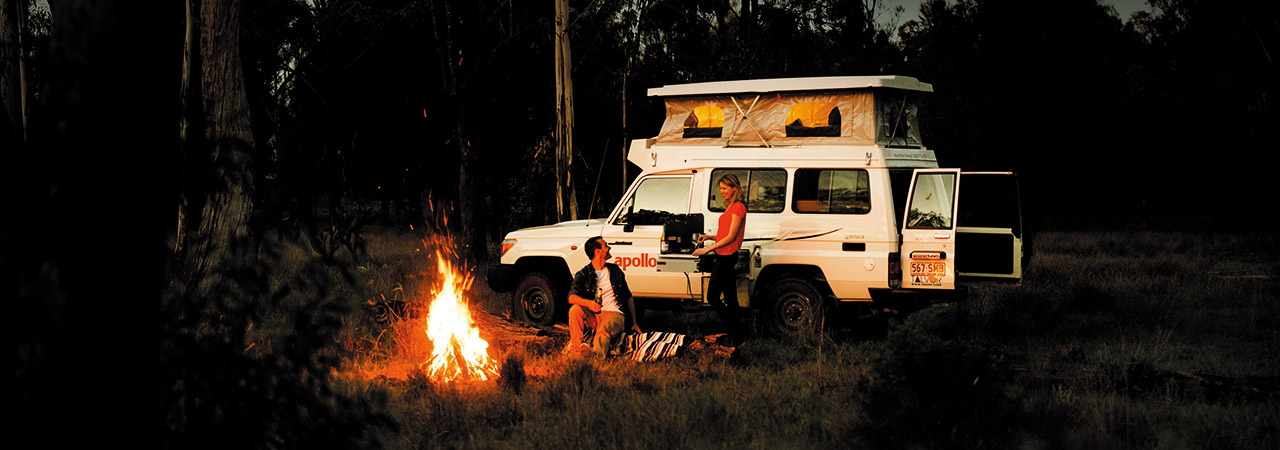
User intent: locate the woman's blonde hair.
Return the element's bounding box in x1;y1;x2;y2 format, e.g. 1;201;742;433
718;173;743;208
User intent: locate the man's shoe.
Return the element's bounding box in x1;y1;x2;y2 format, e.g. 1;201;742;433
563;343;592;358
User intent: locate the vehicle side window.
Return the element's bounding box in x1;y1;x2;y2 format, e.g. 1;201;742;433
708;168;786;213
906;172;956;229
613;177;692;226
793;169;870;214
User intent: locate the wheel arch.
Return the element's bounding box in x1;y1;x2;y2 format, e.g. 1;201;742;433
753;264;835;302
512;256;573;291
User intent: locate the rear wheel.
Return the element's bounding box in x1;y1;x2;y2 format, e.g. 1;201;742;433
763;278;827;340
513;272;561;326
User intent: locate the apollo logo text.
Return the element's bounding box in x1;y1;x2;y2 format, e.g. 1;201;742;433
617;253;657;270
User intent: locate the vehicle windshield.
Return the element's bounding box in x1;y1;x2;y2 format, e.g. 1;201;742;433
613;177;692;226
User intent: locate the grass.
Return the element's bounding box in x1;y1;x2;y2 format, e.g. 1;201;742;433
168;225;1279;449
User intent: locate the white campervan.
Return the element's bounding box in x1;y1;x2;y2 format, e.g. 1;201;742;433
488;76;1027;338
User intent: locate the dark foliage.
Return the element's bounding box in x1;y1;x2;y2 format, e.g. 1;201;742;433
309;201;377;263
855;325;1020;449
10;0;1275;251
9;1;180;447
161;241;394;449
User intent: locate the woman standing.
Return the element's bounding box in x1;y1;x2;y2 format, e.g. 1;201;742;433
693;173;747;338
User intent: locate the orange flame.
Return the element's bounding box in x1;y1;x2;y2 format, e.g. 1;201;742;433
420;250;499;382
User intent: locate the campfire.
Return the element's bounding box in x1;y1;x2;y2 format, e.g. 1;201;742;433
353;238;502;383
420;250;500;382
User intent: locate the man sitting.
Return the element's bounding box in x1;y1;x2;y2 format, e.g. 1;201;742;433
565;236;643;357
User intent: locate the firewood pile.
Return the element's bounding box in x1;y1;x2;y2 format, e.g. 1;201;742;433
473;311;567;355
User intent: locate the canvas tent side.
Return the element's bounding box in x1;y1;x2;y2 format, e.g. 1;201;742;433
647;76;931;149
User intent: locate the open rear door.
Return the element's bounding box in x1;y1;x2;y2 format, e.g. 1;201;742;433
900;169;959;290
955;172;1024;284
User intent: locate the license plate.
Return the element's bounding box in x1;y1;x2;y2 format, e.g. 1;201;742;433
909;261;947;285
911;262;947;275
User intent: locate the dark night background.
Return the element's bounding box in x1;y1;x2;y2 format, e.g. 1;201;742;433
4;0;1275;447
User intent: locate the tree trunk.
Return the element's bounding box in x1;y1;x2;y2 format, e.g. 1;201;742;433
0;0;23;145
174;0;199;255
190;0;255;276
554;0;578;222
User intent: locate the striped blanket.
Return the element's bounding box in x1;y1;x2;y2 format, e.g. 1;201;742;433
610;331;687;362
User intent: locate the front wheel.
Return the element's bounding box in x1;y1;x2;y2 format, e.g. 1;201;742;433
512;272;561;326
762;278;827;340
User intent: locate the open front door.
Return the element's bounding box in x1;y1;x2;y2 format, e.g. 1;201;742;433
601;175;695;298
955;172;1024;284
900;169;959;290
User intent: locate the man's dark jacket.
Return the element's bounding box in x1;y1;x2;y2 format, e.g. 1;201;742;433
567;263;635;325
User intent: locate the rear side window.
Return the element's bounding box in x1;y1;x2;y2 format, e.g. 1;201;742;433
888;169;914;227
793;169;871;214
708;168;786;213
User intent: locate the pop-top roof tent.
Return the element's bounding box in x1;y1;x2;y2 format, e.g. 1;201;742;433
647;76;933;148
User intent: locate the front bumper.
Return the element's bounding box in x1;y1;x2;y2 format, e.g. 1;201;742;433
487;264;516;293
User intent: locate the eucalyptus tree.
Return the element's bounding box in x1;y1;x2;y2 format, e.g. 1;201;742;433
182;0;258;278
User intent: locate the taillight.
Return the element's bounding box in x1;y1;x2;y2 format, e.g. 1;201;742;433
501;239;516;257
888;252;901;289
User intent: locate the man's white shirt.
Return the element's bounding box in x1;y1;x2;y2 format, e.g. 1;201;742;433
595;268;622;313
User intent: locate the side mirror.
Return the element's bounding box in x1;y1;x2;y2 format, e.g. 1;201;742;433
623;205;635;232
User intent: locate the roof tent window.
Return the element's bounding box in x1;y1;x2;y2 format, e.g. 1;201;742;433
682;105;724;138
785;102;841;137
876;91;923;147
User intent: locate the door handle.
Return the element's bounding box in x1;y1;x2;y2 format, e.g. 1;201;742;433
610;241;633;246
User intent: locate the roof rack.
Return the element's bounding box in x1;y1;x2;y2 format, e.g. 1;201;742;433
647;76;933;97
